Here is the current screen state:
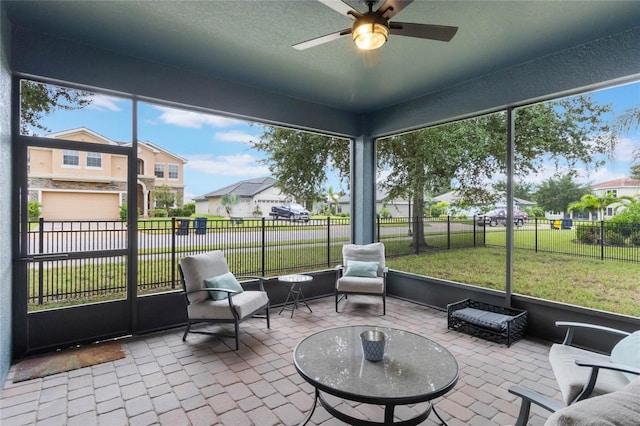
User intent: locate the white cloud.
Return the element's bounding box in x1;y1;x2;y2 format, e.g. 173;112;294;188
526;163;627;187
153;106;243;128
612;135;638;161
214;130;256;145
580;168;627;186
182;190;197;203
184;154;269;176
377;169;392;183
87;94;122;111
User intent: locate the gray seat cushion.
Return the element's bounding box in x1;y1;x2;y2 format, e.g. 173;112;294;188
549;344;631;405
545;377;640;425
187;291;269;320
336;276;384;294
451;307;514;332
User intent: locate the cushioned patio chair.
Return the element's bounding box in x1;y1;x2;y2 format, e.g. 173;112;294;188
509;377;640;426
335;242;387;315
179;251;270;350
548;321;640;405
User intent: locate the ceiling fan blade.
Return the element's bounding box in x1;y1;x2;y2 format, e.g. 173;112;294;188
389;22;458;42
316;0;357;19
292;29;351;50
379;0;413;19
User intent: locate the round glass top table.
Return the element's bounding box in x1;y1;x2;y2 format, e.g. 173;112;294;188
294;325;459;425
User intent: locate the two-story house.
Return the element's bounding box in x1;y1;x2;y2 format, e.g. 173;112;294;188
592;177;640;218
28;127;186;220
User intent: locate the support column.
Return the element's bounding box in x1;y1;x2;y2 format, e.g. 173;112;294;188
505;108;515;308
143;189;149;217
350;135;377;244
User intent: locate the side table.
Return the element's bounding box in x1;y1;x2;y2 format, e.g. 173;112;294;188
278;274;313;318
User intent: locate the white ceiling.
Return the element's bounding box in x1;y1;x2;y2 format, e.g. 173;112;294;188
4;1;640;137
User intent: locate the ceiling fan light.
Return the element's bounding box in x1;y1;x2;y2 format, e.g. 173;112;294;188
352;22;388;50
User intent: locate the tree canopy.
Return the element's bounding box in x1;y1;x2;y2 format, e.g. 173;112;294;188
20;80;92;135
153;185;176;210
568;193;619;220
220;193;240;216
533;174;590;215
612;105;640;180
253;94;615;248
252;127;349;203
493;181;536;202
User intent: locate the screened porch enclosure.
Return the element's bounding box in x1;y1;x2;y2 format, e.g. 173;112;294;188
2;1;639;376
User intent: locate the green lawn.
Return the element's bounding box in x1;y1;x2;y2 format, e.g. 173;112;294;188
26;222;640;317
386;246;640;317
483;226;640;261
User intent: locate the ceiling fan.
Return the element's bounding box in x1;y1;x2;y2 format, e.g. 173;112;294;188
293;0;458;51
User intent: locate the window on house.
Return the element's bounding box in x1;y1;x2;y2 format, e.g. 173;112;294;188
63;150;79;166
608;190;618;197
137;159;144;175
155;164;164;178
86;151;102;168
168;164;179;179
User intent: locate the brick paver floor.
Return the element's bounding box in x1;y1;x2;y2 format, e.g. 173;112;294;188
1;296;561;425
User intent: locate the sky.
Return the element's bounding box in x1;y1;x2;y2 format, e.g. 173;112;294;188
34;81;639;202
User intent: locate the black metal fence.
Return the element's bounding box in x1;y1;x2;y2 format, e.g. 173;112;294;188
24;215;640;307
379;216;485;256
482;217;640;263
25;216;483;307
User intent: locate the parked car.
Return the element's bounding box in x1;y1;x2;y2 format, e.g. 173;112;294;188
476;208;529;227
269;203;310;222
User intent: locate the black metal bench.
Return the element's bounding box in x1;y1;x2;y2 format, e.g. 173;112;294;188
447;298;527;347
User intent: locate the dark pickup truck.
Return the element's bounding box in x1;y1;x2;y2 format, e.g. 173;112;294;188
476;208;529;227
269;203;310;222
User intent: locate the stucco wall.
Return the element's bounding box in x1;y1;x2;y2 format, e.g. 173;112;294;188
0;4;13;385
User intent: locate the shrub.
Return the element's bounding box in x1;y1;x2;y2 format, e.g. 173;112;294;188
631;232;640;246
575;224;597;244
604;230;625;246
168;207;184;217
28;201;41;221
149;208;168;217
378;207;391;219
119;204;141;221
530;207;545;218
183;202;196;216
610;203;640;238
608;221;637;238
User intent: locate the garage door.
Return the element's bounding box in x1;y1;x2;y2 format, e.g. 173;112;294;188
41;191;120;220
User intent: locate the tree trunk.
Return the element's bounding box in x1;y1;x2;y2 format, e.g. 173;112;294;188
410;193;428;250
